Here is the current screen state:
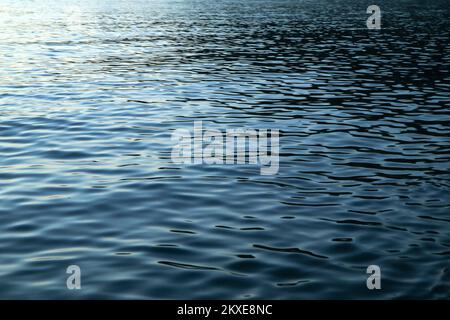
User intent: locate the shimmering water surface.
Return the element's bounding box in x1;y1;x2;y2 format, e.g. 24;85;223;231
0;0;449;299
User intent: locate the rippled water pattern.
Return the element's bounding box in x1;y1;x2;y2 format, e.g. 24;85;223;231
0;0;449;299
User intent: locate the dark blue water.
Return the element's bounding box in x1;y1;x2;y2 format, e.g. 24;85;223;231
0;0;449;299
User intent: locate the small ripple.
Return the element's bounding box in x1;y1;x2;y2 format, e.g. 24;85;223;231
253;244;328;259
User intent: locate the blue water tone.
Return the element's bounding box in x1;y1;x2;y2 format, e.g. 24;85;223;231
0;0;449;299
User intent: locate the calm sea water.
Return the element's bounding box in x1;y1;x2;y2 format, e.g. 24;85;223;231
0;0;449;299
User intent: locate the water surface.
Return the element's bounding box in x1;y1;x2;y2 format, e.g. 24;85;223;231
0;0;449;299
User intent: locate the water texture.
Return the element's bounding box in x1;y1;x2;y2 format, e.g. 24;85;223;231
0;0;449;299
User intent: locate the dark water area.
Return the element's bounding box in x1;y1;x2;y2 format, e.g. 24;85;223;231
0;0;449;299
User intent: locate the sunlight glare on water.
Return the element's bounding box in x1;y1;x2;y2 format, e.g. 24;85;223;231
0;0;449;299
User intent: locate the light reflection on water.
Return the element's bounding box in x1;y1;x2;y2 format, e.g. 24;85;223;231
0;0;449;299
